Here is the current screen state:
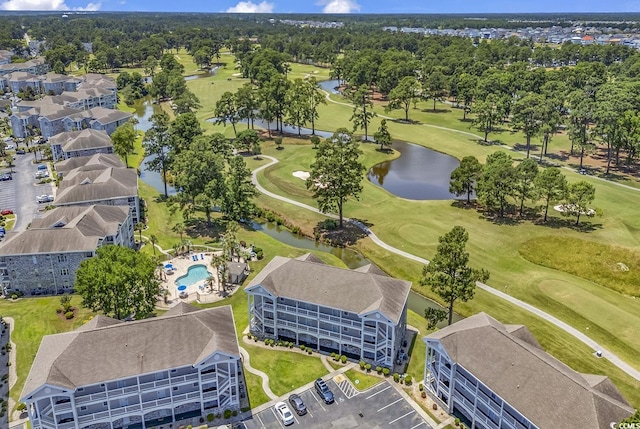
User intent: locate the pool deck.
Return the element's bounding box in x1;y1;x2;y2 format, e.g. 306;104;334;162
159;252;219;305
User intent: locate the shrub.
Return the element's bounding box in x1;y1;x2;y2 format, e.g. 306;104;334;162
64;311;74;319
340;355;347;364
330;352;337;360
56;307;63;314
264;339;270;345
307;350;312;355
289;343;293;348
206;414;214;422
255;249;264;260
455;418;460;427
419;384;424;391
359;360;365;369
376;366;382;374
421;391;427;398
404;375;412;385
253;336;258;342
364;363;372;372
10;294;17;300
223;409;232;419
300;344;306;351
393;373;400;382
382;368;390;376
232;410;238;417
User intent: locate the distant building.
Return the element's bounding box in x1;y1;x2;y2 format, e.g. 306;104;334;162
0;57;48;76
49;129;114;162
54;167;140;223
21;303;243;429
0;205;134;297
423;313;634;429
246;254;410;367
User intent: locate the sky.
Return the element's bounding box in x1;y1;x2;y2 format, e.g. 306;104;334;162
1;0;640;15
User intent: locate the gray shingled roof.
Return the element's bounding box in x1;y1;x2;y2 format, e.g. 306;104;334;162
55;167;137;205
21;305;239;401
49;129;112;152
55;153;124;176
88;107;132;124
425;313;634;428
0;205;129;255
246;256;411;323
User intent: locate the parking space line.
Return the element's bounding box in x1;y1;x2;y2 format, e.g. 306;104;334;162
388;410;415;424
377;398;403;412
310;391;327;411
270;407;286;429
366;385;391;399
255;413;266;428
409;421;426;429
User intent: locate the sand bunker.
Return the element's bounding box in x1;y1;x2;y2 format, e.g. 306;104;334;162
292;171;310;181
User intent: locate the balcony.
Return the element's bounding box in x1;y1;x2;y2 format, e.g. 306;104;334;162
171;372;199;384
75;391;107;405
107;385;140;396
77;410;111;424
53;401;72;413
139;378;170;392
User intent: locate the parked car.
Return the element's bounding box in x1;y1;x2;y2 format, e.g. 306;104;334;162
36;164;47;170
15;149;25;155
274;402;295;426
34;171;49;179
5;144;14;150
0;173;11;181
36;195;54;203
1;209;13;215
288;394;307;416
314;378;334;404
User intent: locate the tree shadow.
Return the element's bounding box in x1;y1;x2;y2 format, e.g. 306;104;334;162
474;138;501;146
375;147;395;154
458;118;473;123
533;217;602;233
313;218;370;247
450;200;479;210
545;151;570;162
421;108;452;114
184;218;227;240
390;118;420;125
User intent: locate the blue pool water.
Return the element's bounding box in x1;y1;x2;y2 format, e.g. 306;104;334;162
176;264;212;287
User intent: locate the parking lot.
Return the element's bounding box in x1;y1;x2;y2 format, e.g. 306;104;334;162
0;148;53;232
242;379;432;429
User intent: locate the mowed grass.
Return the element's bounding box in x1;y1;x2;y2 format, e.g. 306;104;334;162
520;236;640;297
242;343;328;397
343;369;383;391
0;296;95;403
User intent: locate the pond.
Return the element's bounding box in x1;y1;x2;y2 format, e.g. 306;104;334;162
132;98;176;195
368;141;462;200
318;79;341;94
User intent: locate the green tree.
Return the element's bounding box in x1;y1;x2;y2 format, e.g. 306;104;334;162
149;234;158;255
134;222;145;243
142;111;172;197
511;93;544;159
221;156;257;222
305;77;326;135
235;129;259;154
307;129;365;228
111;122;136;168
568;90;595;170
75;245;161;320
534;167;568;222
421;226;489;326
349;85;376;141
477;151;516;217
214;91;239;136
562;181;597;226
472;94;498;142
385;76;420;122
514;158;539;216
286;78;309;136
449;156;482;204
425;69;448;111
457;73;477;120
236;83;259;130
425;307;447;330
373;119;392;151
169;112;203;156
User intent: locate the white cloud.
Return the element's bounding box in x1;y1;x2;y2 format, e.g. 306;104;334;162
317;0;360;13
226;1;274;13
0;0;100;10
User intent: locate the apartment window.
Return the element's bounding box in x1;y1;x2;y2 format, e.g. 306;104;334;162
77;388;84;392
60;268;69;276
172;387;178;391
85;252;93;258
80;406;86;411
193;383;198;387
57;255;67;263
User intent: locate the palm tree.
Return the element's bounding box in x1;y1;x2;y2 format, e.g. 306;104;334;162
172;223;185;241
134;222;145;244
149;234;158;255
210;253;228;291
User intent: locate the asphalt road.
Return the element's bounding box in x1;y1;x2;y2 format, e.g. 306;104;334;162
0;148;53;232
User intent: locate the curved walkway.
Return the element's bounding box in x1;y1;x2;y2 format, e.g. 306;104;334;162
251;156;640;382
239;346;278;400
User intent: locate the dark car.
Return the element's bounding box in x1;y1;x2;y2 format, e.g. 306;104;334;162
15;149;25;155
288;393;307;416
0;174;11;181
314;378;334;404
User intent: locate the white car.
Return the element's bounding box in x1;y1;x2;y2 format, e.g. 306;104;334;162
34;171;49;179
274;402;295;426
36;195;54;203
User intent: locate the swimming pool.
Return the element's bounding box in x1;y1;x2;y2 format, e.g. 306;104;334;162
176;264;212;287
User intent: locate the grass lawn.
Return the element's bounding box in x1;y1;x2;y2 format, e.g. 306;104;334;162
249;139;640;407
3;214;15;231
0;296;95;404
243;370;271;409
343;369;383;391
406;310;429;382
242;344;328;397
